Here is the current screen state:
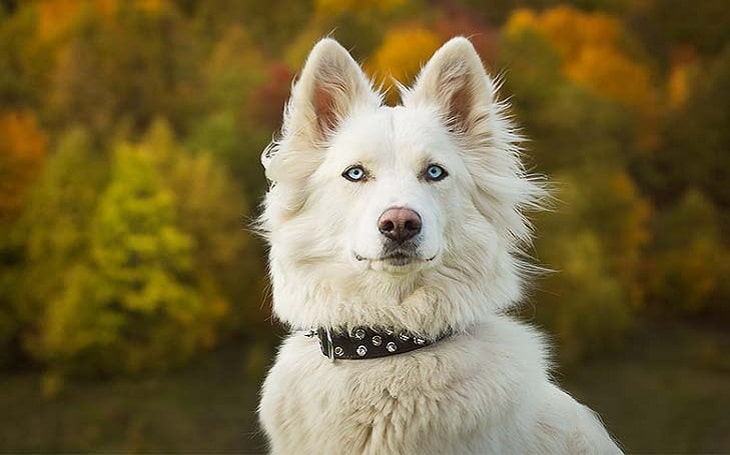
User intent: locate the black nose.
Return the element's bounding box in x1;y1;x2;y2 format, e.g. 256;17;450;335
378;207;422;243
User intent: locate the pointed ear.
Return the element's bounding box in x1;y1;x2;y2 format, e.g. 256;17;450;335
405;38;544;245
404;37;495;135
282;38;380;146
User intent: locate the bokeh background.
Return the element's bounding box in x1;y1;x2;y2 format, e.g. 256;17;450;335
0;0;728;452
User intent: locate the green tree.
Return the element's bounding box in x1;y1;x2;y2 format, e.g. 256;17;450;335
500;26;651;361
146;119;264;335
187;24;270;200
532;172;643;363
0;3;55;110
9;127;104;367
46;1;203;138
37;139;220;376
646;190;729;316
638;47;730;231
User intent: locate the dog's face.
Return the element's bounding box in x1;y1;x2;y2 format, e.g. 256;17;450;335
312;106;465;274
260;38;543;332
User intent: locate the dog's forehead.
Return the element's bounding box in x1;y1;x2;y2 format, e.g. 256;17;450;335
329;106;455;166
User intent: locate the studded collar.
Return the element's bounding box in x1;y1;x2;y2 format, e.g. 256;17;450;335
311;326;451;360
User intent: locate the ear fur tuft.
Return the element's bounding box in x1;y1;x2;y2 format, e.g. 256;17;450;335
282;38;381;148
404;37;494;134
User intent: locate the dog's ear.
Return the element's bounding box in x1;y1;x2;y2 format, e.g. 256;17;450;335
404;37;494;136
405;38;545;245
282;38;380;146
261;39;380;218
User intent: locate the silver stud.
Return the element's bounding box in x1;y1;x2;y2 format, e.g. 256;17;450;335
386;342;397;352
371;335;382;346
398;332;410;342
334;346;344;356
414;336;426;345
384;328;394;335
356;345;368;356
353;328;366;340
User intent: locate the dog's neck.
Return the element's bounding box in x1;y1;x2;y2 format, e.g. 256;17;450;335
310;326;454;361
273;266;512;337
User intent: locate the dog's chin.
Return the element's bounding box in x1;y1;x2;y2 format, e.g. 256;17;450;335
354;252;437;274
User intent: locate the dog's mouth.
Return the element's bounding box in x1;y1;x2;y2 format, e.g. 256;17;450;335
354;251;436;267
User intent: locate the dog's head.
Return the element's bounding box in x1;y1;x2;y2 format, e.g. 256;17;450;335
259;38;544;335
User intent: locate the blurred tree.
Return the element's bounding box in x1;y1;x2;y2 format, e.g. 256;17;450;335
444;0;549;26
36;0;86;42
625;0;729;67
9;128;104;367
432;11;498;66
0;112;46;365
145;120;265;336
188;24;270;200
283;0;422;70
505;7;622;62
0;111;47;223
36;137;223;377
249;62;295;130
0;4;54;110
504;6;659;149
576;170;651;309
315;0;408;16
646;190;728;316
666;68;688;108
501;26;651;361
366;25;441;103
534;226;630;363
10;118;263;378
499;29;636;172
200;25;266;116
533;173;643;363
193;0;312;54
46;0;203;138
0;0;725;378
637;47;730;232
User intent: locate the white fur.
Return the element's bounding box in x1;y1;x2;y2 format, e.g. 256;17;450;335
258;37;621;454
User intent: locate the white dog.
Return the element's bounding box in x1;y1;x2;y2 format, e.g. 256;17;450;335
258;37;621;454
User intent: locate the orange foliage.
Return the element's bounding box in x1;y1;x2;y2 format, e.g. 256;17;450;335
505;6;659;148
0;112;48;223
565;46;657;117
506;6;621;62
667;64;694;110
608;170;652;307
37;0;166;42
315;0;408;17
679;239;722;311
366;26;441;102
37;0;85;41
135;0;168;14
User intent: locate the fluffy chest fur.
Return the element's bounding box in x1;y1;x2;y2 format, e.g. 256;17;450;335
260;318;618;454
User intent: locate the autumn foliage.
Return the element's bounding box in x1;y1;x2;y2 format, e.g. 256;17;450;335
0;112;47;223
0;0;727;378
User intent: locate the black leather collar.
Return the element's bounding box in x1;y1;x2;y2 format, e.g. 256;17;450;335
311;326;451;360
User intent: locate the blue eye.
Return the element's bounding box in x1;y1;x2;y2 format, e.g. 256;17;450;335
343;165;367;182
425;164;447;182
